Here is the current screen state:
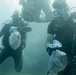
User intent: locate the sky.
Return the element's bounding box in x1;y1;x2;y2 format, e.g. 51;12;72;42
0;0;76;75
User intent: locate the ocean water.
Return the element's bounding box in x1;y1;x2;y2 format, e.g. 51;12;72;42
0;0;76;75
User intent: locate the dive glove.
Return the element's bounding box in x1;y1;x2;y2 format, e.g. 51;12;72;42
46;40;62;55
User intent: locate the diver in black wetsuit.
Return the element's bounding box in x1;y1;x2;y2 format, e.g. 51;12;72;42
45;0;76;75
0;11;31;72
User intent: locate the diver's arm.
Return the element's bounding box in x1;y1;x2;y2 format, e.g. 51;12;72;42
18;26;32;33
45;34;54;48
0;31;3;37
45;33;54;55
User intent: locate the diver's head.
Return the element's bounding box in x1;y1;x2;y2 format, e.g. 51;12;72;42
11;10;21;21
11;10;21;26
52;0;69;19
52;0;69;10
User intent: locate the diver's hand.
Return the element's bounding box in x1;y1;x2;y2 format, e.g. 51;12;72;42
18;26;32;32
46;43;54;56
46;47;56;56
46;43;59;56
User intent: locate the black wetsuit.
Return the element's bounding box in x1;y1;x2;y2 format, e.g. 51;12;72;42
0;21;26;72
47;17;76;75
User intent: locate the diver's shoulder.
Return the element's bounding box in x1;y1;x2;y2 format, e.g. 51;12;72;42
3;20;12;25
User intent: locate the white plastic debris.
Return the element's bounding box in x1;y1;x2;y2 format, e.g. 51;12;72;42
9;26;21;50
48;40;62;49
48;50;67;75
